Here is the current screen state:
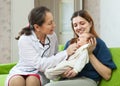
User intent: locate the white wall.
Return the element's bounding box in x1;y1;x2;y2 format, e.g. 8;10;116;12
11;0;34;62
100;0;120;47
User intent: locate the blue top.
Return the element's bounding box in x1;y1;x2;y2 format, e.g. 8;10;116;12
64;38;116;81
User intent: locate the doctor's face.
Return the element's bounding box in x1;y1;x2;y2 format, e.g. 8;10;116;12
38;12;56;35
72;16;92;36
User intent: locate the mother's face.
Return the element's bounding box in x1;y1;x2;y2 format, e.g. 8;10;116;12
72;16;92;36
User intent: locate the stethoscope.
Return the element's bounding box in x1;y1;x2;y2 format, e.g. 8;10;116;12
40;36;50;57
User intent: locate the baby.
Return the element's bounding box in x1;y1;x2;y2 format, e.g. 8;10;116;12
44;33;94;80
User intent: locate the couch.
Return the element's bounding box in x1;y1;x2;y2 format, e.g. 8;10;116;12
0;63;16;86
0;48;120;86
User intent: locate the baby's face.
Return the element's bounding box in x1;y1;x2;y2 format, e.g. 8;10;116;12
77;33;90;46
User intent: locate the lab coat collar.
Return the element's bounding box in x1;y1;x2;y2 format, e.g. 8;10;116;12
31;31;50;48
31;31;39;42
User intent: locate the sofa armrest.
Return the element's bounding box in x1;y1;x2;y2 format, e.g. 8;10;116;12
0;63;16;74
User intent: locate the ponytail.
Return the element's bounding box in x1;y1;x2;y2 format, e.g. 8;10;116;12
15;25;33;40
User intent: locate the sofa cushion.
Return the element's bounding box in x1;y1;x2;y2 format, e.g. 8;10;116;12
0;63;16;74
99;48;120;86
0;63;16;86
0;74;8;86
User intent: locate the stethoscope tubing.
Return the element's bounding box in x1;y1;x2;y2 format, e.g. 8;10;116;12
41;37;50;57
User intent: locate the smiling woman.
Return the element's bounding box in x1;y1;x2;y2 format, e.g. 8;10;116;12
45;10;116;86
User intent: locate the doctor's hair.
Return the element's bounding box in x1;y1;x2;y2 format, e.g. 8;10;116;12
15;6;50;40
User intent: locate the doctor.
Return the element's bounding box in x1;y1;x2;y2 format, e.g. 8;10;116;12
5;6;77;86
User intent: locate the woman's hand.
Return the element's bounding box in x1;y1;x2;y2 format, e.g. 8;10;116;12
61;67;78;78
66;43;77;56
88;37;97;54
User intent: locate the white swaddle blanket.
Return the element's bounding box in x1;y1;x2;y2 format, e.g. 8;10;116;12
45;43;90;80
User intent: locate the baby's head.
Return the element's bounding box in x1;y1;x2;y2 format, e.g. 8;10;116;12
77;33;94;47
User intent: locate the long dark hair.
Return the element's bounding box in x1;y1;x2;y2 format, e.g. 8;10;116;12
15;6;50;40
71;10;99;38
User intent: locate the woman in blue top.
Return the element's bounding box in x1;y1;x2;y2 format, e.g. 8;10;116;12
45;10;116;86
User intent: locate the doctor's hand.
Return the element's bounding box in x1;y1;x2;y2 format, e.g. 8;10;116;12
61;67;77;78
66;43;77;56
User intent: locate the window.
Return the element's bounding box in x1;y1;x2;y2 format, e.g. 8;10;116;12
59;0;74;44
35;0;83;44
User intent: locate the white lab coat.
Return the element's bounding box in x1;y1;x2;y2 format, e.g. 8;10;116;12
5;31;67;86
